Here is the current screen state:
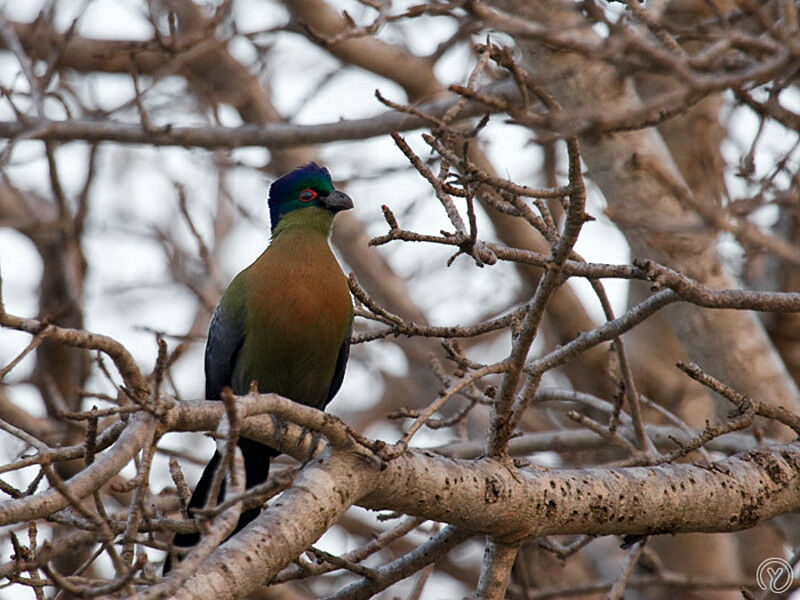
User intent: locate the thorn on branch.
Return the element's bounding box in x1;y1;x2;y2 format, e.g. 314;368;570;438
85;407;98;466
380;204;398;230
169;457;191;518
152;335;168;399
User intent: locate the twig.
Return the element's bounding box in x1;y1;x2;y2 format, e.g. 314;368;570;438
605;537;647;600
324;526;472;600
474;539;519;600
677;362;800;435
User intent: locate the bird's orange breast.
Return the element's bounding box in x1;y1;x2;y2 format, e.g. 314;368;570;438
233;228;352;407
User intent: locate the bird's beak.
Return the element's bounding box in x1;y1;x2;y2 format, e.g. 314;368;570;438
320;190;353;213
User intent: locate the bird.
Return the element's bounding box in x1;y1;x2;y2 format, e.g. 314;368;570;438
164;163;354;572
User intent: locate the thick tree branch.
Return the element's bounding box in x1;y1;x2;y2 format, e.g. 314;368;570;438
0;414;153;526
0;82;515;149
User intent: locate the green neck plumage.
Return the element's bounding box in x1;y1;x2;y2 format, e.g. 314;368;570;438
270;206;334;241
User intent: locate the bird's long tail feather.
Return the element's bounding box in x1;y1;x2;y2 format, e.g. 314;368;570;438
163;438;278;573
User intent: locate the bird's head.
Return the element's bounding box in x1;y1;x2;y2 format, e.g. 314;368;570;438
268;163;353;231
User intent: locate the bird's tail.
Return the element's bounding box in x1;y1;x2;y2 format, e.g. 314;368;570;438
163;438;278;573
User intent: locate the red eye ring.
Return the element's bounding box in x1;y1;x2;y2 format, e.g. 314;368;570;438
299;188;318;202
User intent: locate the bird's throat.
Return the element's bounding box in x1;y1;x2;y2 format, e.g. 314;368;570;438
270;206;334;241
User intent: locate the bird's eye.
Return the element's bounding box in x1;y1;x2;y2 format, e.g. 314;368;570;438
299;188;317;202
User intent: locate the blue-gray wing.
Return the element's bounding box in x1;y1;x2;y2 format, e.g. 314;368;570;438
204;304;245;400
321;323;352;410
